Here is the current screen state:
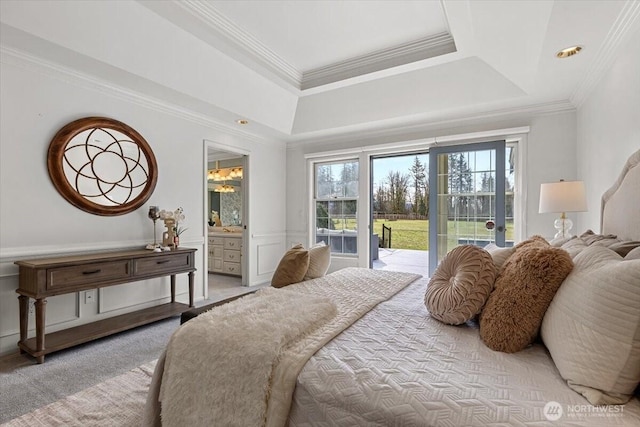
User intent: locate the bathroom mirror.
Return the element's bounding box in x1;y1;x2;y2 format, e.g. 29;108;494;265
47;117;158;216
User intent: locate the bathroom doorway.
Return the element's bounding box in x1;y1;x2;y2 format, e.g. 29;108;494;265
204;141;249;302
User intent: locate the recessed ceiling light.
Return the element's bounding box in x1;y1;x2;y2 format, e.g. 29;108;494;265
556;46;583;59
236;119;249;125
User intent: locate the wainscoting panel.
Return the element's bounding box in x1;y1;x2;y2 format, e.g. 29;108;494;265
251;232;287;286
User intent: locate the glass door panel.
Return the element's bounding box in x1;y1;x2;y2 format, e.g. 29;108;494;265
429;141;506;275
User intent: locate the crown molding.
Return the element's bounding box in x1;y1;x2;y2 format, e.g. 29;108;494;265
176;0;301;89
571;0;640;107
175;1;455;92
0;45;277;146
301;33;456;90
287;99;575;148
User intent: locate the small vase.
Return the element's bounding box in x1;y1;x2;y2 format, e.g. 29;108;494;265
173;235;180;249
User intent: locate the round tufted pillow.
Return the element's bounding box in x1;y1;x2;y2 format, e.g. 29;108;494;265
425;245;497;325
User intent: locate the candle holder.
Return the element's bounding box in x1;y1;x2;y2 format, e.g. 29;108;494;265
147;206;160;248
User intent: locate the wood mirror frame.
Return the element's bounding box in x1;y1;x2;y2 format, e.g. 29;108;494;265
47;117;158;216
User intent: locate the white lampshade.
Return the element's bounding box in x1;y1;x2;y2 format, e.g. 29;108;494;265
539;180;587;214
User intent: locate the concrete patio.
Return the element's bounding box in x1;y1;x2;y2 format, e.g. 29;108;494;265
373;248;429;277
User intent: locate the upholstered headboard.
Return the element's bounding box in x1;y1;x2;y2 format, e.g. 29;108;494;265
601;149;640;241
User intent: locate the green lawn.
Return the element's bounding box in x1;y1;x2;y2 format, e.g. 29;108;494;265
372;219;514;251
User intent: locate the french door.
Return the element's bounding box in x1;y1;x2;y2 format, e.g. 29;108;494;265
428;141;507;275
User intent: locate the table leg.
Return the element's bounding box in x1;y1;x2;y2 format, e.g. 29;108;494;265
170;274;176;303
35;298;47;364
188;271;194;308
18;295;28;353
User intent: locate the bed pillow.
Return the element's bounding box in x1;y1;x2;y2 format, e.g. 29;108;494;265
561;237;589;258
304;242;331;280
580;229;618;245
484;243;515;272
425;245;496;325
271;244;310;288
606;240;640;257
625;246;640;260
479;240;573;353
541;246;640;405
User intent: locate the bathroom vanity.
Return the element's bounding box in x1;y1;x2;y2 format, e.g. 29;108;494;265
208;228;242;276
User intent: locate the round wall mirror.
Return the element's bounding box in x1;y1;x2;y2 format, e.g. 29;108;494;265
47;117;158;216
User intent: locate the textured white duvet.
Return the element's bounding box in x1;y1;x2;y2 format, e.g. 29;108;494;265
289;277;640;426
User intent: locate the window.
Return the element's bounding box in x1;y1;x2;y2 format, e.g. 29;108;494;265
314;160;359;255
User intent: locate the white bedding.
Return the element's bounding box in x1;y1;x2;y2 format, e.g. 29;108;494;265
289;277;640;426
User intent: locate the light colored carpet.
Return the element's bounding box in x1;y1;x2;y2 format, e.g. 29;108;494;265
1;361;156;427
0;317;179;423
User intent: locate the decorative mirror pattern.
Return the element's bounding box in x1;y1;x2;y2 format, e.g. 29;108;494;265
48;117;158;216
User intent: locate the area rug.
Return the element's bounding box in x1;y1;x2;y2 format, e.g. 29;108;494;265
2;360;156;426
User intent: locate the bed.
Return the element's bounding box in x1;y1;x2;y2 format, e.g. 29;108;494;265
144;149;640;426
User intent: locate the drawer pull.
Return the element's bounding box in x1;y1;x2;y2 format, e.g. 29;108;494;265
82;269;102;275
156;260;170;264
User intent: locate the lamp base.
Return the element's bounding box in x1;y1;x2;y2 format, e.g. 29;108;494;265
553;217;573;239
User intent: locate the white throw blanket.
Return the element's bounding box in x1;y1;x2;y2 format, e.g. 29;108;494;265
143;268;421;427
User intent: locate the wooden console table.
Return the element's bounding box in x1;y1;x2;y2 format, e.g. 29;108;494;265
15;248;196;363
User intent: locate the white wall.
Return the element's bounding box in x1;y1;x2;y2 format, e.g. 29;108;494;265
286;110;578;270
0;56;287;356
576;28;640;234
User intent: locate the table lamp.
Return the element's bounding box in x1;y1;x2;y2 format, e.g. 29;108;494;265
539;180;587;238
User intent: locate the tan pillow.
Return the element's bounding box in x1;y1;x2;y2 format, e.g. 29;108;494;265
271;244;310;288
484;243;515;272
479;241;573;353
425;245;496;325
541;246;640;405
304;242;331;280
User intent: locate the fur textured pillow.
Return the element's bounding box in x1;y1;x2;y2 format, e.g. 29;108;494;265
479;239;573;353
304;242;331;280
541;246;640;405
425;245;496;325
271;244;310;288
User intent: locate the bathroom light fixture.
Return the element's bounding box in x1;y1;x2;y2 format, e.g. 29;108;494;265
214;184;235;193
556;45;583;58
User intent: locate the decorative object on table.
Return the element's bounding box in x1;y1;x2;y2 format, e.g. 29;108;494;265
47;117;158;216
159;207;187;249
538;179;587;238
145;205;160;250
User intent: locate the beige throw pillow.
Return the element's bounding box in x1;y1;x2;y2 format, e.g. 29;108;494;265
479;239;573;353
425;245;496;325
304;242;331;280
271;244;310;288
484;243;515;272
541;246;640;405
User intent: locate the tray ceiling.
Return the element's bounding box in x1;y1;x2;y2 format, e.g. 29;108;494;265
1;0;639;144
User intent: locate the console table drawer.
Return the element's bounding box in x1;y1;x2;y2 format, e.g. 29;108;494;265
134;253;191;276
47;260;131;291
